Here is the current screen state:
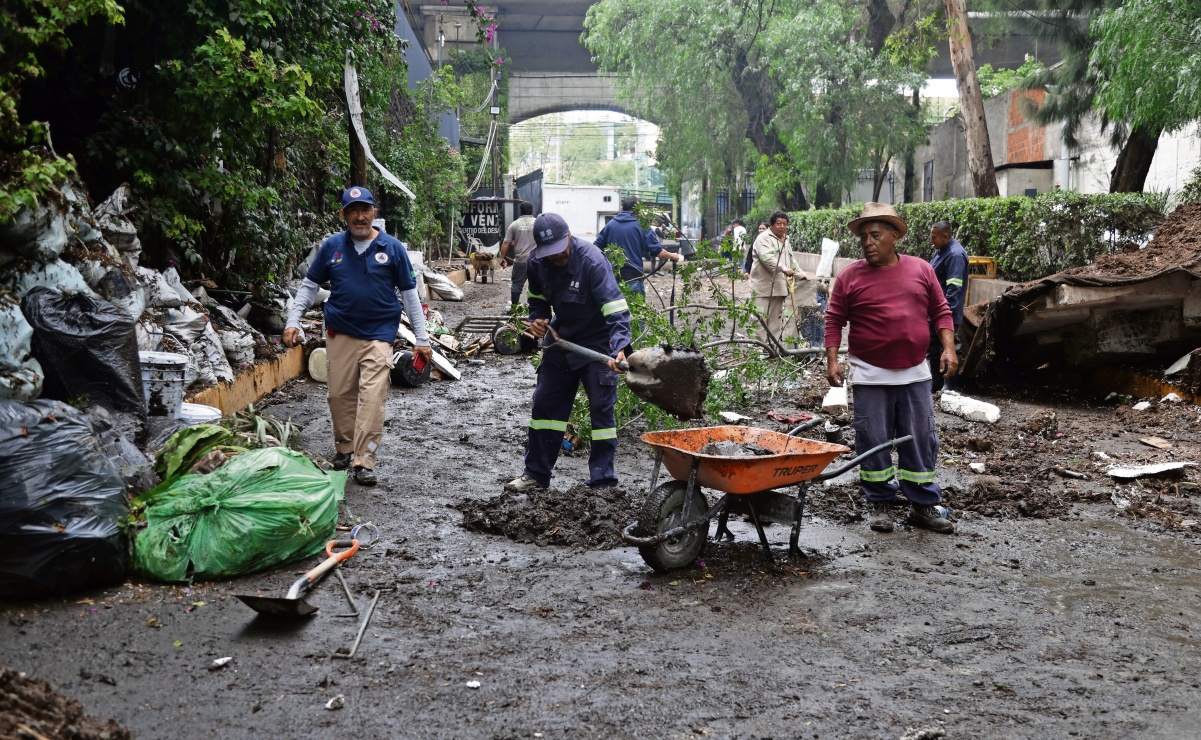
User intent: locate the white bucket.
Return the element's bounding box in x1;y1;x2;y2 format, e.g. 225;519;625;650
179;402;222;425
139;350;188;418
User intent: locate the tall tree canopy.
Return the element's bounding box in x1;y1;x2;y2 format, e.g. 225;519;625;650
1091;0;1201;135
583;0;928;210
7;0;474;282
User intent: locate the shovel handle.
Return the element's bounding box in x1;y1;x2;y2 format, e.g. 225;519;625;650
303;539;359;585
548;332;629;371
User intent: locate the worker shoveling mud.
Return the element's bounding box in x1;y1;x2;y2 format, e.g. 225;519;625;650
543;327;711;419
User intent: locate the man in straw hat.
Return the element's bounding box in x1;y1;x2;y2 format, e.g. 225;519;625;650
824;203;958;534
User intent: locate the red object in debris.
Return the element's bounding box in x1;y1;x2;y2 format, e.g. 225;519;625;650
327;329;336;338
766;410;812;424
412;353;427;372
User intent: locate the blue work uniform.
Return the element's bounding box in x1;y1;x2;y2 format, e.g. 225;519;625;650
927;237;969;392
594;212;662;297
306;231;417;342
523;237;633;488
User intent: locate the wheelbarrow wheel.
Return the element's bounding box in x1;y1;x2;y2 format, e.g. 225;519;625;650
637;481;709;573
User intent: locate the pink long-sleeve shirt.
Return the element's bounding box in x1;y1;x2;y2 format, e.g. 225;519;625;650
824;255;953;369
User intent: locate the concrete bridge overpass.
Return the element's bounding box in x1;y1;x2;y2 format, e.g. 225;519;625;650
404;1;1060;126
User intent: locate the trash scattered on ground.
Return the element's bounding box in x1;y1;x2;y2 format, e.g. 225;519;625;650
1133;400;1153;411
133;447;344;582
209;657;233;670
456;484;640;550
719;411;751;423
940;391;1000;423
1107;462;1195;481
969;462;986;473
0;667;132;740
324;694;345;711
1162;392;1184;403
466;680;481;689
1140;436;1174;450
0;400;129;598
766;410;811;424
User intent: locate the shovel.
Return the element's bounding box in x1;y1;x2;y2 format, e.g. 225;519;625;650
236;539;359;618
542;327;711;420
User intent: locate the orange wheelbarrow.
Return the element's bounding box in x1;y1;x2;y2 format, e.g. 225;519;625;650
620;419;912;571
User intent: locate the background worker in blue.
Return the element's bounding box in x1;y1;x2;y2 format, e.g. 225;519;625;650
505;213;633;493
284;186;432;486
594;196;683;298
927;220;969;392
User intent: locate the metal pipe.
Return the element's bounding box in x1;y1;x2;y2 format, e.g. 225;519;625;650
815;435;914;481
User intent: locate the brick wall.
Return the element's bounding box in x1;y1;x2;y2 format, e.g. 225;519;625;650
1006;89;1047;164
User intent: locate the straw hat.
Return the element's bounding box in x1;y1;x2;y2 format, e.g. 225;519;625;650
847;202;908;239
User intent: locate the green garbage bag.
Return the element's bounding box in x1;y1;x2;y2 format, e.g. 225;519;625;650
133;447;345;582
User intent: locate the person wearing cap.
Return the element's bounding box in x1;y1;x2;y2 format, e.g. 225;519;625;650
927;220;969;392
505;213;633;493
283;186;433;486
824;202;957;534
500;200;538;310
594;196;683;298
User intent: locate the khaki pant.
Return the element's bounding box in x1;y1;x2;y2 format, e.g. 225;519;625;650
326;332;393;470
754;295;786;343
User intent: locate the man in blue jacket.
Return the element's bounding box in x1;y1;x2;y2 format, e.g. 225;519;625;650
284;186;432;486
594;196;682;297
928;220;970;392
505;213;634;493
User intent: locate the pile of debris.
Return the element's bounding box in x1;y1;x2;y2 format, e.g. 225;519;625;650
961;202;1201;385
0;183;283;403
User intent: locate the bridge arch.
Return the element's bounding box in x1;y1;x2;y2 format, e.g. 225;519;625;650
508;73;649;126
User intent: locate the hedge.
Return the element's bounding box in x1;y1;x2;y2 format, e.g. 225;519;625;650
787;190;1168;282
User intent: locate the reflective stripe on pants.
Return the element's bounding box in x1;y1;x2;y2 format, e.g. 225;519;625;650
851;381;942;505
523;351;620;488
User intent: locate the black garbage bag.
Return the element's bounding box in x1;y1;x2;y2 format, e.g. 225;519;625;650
21;286;145;424
0;400;129;599
87;406;159;495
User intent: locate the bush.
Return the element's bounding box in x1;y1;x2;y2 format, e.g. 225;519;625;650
788;191;1168;282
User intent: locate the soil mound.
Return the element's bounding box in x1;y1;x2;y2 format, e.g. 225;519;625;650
0;667;131;740
950;475;1072;519
456;484;641;550
1079;201;1201;279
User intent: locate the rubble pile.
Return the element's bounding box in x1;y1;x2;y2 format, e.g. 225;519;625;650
0;183;286;402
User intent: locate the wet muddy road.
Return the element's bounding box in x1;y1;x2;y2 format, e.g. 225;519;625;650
4;274;1201;739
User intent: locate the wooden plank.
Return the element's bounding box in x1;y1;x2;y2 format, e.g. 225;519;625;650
1140;436;1174;450
186;346;305;415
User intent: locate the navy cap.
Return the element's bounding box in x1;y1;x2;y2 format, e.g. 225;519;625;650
340;186;375;209
532;213;571;259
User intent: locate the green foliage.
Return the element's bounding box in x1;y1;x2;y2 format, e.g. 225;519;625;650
786;191;1167;282
1091;0;1201;134
584;0;929;208
1176;166;1201;208
548;217;813;442
0;0;123;223
976;58;1046;100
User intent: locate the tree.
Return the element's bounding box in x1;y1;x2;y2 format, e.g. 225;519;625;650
1091;0;1201;135
944;0;999;198
584;0;929;210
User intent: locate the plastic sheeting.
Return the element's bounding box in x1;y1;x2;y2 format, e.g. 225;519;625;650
133;447;345;582
0;293;43;401
423;267;465;301
0;400;129;598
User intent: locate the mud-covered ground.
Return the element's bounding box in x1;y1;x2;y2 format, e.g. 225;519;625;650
4;267;1201;739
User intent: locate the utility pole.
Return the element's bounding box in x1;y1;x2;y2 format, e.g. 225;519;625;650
944;0;999;198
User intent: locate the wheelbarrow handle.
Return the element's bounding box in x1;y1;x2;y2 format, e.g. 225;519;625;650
816;435;915;481
786;416;824;436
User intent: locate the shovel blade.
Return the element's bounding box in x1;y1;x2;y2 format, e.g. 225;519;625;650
624;345;711;419
235;594;319;618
